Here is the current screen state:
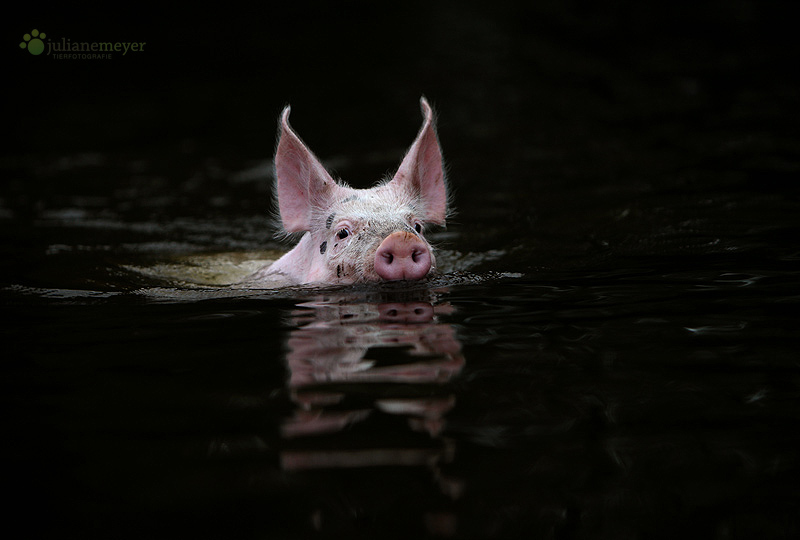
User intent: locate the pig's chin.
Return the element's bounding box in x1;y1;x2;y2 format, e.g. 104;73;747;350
349;260;436;284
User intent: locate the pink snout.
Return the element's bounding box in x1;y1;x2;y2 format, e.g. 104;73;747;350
374;231;432;281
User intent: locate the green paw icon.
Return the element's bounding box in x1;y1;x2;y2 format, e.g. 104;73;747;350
20;29;46;55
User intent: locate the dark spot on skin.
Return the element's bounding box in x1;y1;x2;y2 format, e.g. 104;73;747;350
342;195;358;204
337;265;341;278
320;241;327;254
326;214;335;229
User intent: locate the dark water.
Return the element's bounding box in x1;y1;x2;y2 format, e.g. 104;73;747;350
4;2;800;538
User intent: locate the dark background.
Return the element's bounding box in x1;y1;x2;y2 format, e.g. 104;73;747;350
7;2;798;182
4;0;799;271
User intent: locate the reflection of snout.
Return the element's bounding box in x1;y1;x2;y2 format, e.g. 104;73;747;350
378;302;434;323
374;231;431;281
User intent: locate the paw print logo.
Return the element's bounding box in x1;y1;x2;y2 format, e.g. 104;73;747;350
20;29;46;55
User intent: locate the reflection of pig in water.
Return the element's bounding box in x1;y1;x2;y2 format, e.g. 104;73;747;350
281;296;464;467
285;299;463;390
250;98;449;285
278;295;467;530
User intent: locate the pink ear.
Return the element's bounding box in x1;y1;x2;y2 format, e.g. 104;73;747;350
389;97;448;225
274;106;340;232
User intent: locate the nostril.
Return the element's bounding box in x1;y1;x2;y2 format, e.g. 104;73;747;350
383;253;393;264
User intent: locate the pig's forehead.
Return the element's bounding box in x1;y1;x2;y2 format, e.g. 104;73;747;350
334;188;416;219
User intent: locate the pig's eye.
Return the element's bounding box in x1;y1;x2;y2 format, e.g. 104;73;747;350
414;223;422;234
337;228;350;240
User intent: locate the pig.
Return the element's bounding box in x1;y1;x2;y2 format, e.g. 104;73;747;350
252;97;449;285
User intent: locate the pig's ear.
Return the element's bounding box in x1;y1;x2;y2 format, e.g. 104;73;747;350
274;106;340;233
389;97;448;225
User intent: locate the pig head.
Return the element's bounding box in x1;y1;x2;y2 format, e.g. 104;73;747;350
263;98;448;285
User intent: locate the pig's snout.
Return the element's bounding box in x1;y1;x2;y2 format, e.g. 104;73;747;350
374;231;432;281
